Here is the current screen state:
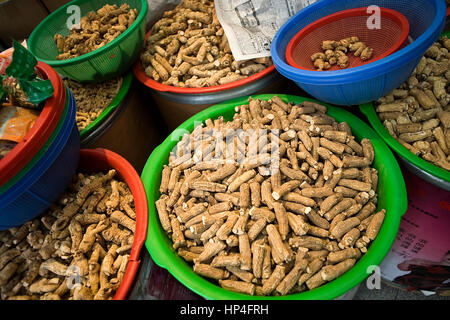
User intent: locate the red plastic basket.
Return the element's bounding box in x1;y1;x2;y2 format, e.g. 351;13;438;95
0;60;66;187
286;7;410;71
77;148;148;300
133;30;276;94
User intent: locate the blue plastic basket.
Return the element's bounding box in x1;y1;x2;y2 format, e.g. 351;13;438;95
271;0;446;106
0;87;80;230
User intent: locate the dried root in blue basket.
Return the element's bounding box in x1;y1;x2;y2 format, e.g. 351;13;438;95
54;4;138;60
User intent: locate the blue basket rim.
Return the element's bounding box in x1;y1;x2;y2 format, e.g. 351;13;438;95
271;0;446;85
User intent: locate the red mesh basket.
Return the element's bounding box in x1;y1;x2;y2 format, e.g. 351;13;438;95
286;7;410;71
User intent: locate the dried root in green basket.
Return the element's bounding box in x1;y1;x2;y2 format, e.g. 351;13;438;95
54;4;138;60
1;40;54;109
141;0;272;88
66;77;122;131
156;96;386;296
376;36;450;171
0;171;136;300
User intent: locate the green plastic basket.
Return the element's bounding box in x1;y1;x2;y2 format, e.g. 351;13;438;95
360;103;450;184
359;31;450;185
0;86;70;196
28;0;147;83
79;71;132;139
141;94;408;300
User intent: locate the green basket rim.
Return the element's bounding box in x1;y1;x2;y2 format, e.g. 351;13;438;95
0;86;70;195
78;71;132;139
141;93;408;300
359;31;450;183
28;0;148;67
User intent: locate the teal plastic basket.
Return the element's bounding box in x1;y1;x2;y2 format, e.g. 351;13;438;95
28;0;147;83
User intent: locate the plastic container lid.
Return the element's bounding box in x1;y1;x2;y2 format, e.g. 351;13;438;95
286;7;410;71
141;94;408;300
0;61;65;187
77;148;148;300
133;30;276;95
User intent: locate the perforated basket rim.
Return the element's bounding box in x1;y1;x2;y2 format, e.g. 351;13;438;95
28;0;148;67
285;7;410;71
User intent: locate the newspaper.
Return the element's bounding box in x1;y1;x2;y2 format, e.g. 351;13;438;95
214;0;317;61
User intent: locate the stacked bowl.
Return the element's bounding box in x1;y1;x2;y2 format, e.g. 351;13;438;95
0;60;80;229
271;0;446;106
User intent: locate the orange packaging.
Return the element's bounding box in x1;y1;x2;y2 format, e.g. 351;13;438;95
0;105;39;143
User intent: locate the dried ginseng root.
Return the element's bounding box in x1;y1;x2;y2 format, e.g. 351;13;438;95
156;95;387;296
67;77;122;131
54;4;138;60
311;36;373;70
140;0;272;88
376;36;450;171
0;171;136;300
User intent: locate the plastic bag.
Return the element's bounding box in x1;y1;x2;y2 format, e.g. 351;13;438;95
0;105;39;143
